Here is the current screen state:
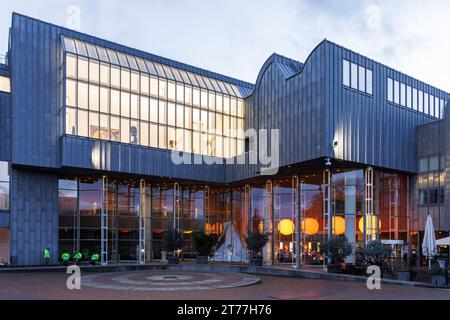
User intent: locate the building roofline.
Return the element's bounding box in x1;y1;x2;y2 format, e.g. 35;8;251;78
11;12;255;91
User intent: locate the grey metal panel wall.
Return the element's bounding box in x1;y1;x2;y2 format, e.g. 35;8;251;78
326;41;450;173
227;48;327;182
10;14;61;168
10;168;58;266
0;212;9;228
0;92;11;161
61;136;227;183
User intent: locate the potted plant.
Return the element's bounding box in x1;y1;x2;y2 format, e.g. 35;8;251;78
163;229;184;265
61;252;71;266
356;240;392;277
192;231;218;264
90;253;100;266
321;235;352;273
245;230;270;266
430;261;447;286
72;251;83;265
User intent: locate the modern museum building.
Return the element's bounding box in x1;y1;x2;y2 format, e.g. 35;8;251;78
0;13;449;266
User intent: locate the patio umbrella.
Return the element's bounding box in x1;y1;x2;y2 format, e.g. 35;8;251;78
422;214;437;267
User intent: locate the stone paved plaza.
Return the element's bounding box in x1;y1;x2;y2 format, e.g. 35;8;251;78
1;270;450;300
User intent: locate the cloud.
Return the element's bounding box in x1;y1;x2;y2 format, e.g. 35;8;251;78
0;0;449;92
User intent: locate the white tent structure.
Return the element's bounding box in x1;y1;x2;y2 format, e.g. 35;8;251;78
436;237;450;246
422;215;437;266
210;222;248;263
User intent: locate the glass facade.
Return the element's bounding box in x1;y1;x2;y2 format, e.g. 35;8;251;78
61;37;245;158
58;168;410;265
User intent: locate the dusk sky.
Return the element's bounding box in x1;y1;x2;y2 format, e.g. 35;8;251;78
1;0;449;92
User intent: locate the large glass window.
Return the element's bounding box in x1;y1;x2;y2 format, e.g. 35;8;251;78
350;63;358;89
343;60;350;87
62;40;245;157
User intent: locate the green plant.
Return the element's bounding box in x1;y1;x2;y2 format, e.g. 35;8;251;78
163;229;184;254
192;232;218;257
357;240;392;268
245;230;270;259
321;235;352;264
430;261;446;276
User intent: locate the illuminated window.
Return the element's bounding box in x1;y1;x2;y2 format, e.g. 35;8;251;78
130;120;139;145
185;107;192;129
150;124;158;148
121;69;130;91
141;122;149;147
159;79;167;99
131;72;139;93
424;93;429;114
185;86;192;105
168;81;176;101
89;61;99;83
176;83;184;103
78;57;89;81
168;127;176;150
131;94;139;119
140;74;149;96
140;96;149;121
100;63;110;86
159;126;167;148
201;90;208;109
400;83;406;106
111;89;120;115
150;77;158;97
100;114;109;140
150;98;158;123
159;101;167;124
89;85;99;111
78;110;88;137
89;112;99;139
184;130;192;153
216;94;223;113
111;66;120;88
111;116;120;142
223;96;230;114
66;54;77;79
100;87;109;113
168;103;176;127
121;118;130;143
66;79;77;106
121;92;130;117
193;88;200;106
66;107;77;135
176;105;184;128
78;82;88;109
62;40;248;155
0;76;10;93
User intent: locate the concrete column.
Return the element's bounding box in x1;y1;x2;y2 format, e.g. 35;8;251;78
345;172;356;264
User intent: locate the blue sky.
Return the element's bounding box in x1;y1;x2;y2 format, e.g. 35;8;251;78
1;0;449;92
